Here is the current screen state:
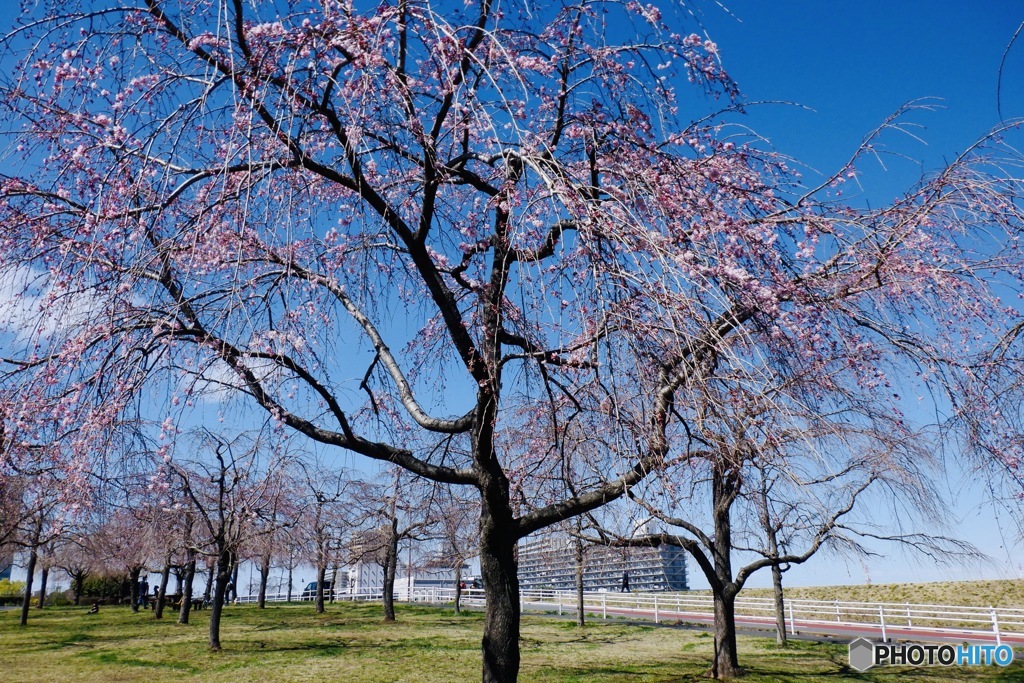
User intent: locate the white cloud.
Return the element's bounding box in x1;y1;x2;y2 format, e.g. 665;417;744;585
0;265;108;346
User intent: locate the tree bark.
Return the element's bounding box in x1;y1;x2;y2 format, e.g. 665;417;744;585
229;560;240;603
71;571;85;606
209;551;233;651
453;561;463;615
179;558;196;624
574;535;585;627
759;482;787;646
258;554;271;609
315;563;327;615
286;558;293;602
19;547;37;626
382;525;399;622
36;566;48;608
771;562;787;646
710;463;741;680
203;562;214;603
129;567;142;613
479;503;520;683
155;562;171;619
712;587;741;680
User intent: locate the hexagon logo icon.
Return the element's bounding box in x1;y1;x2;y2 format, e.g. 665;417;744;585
848;638;875;672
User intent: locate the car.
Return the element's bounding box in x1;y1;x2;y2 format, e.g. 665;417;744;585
300;581;334;601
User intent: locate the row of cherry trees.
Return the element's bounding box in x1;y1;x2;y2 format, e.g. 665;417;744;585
1;1;1024;681
0;427;477;649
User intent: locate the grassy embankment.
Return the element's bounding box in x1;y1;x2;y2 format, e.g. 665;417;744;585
2;600;1023;682
737;579;1024;607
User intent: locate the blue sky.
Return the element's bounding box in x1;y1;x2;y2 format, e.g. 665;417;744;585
681;1;1024;588
692;2;1024;177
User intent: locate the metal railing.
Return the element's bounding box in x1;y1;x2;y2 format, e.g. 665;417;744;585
509;589;1024;645
234;586;1024;645
234;587;385;604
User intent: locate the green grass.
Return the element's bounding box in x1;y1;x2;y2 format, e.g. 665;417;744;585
0;602;1022;682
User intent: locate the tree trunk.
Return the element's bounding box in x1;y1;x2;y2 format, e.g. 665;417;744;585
155;562;171;619
129;567;142;613
710;462;742;680
712;588;741;680
574;535;585;627
19;548;37;626
382;526;399;622
36;566;49;608
179;558;196;624
72;571;85;606
287;559;293;602
203;562;214;603
258;554;271;609
209;551;233;651
315;563;327;615
759;483;787;646
229;560;240;603
771;562;787;646
479;505;520;683
453;562;463;615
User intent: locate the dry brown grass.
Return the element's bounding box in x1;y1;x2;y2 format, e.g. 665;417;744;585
737;579;1024;608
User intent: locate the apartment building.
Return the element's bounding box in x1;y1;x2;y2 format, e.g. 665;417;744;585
517;536;688;592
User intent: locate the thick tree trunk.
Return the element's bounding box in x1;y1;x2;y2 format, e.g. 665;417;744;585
712;588;741;680
315;563;327;615
479;506;520;683
155;563;171;619
453;562;463;615
258;554;271;609
36;566;48;608
209;551;233;651
710;463;742;680
771;562;787;646
129;567;142;613
382;526;399;622
178;558;196;624
286;560;293;602
19;548;37;626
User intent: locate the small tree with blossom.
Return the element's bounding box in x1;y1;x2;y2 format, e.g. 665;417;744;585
160;428;286;650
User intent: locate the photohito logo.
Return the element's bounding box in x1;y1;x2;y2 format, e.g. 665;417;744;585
848;638;1014;672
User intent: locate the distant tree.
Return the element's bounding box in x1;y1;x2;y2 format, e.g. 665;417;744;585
364;470;440;623
434;488;479;615
295;461;353;615
51;533;97;606
163;429;285;651
607;384;975;679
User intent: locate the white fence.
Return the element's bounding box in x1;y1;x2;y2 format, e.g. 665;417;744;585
510;589;1024;645
236;587;1024;645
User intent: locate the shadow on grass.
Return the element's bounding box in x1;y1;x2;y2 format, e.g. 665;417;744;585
75;650;202;674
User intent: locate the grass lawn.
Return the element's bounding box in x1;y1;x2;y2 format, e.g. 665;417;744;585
1;602;1022;682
